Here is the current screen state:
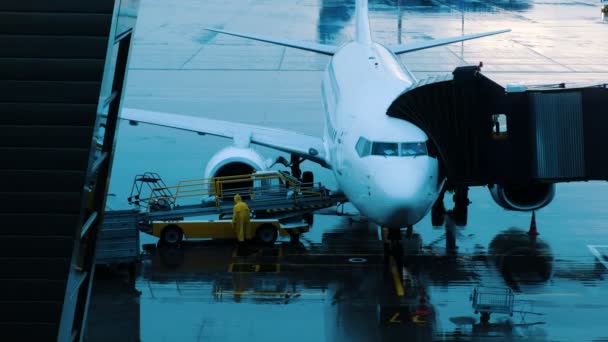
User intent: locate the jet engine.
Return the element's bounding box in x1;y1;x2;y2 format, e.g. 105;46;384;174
203;146;270;178
204;146;271;194
489;182;555;211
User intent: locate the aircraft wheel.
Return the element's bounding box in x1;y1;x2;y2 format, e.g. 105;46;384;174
161;225;183;246
256;224;278;245
452;205;468;226
304;212;314;226
302;171;314;185
289;232;301;244
431;205;445;226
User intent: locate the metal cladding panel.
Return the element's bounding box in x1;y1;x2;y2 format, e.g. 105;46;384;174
0;1;114;13
0;103;97;126
0;280;67;301
0;258;71;280
582;88;608;179
116;0;140;38
0;58;105;82
0;214;79;236
0;12;112;36
0;36;109;58
531;91;585;179
0;0;120;337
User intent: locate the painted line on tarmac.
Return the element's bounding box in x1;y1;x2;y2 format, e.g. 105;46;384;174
285;253;383;257
517;293;582;297
214;291;324;297
285;263;379;267
390;256;405;297
587;245;608;270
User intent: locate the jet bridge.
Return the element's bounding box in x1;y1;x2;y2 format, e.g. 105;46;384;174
387;65;608;186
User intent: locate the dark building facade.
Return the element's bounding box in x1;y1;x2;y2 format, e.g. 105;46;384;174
0;1;139;340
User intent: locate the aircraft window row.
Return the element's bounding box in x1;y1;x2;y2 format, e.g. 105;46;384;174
355;137;428;157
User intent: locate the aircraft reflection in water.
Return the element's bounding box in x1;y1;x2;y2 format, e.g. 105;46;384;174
142;237;437;341
488;228;553;289
134;215;608;341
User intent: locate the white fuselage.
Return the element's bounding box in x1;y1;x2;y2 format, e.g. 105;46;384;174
321;41;443;228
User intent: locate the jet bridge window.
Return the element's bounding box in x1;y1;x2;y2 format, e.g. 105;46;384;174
355;137;372;157
492;114;508;140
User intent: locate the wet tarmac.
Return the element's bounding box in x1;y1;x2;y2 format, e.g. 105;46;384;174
90;0;608;340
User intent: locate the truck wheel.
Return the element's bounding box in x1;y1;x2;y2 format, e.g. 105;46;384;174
256;224;278;245
304;212;314;226
161;225;183;246
480;312;490;325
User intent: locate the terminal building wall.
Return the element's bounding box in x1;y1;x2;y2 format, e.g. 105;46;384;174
0;1;138;340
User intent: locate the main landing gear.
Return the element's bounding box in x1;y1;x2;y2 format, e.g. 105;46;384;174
273;154;314;185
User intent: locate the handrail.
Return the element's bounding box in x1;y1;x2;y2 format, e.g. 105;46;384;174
140;172;328;213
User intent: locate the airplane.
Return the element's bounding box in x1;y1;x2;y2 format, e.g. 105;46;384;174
121;0;545;235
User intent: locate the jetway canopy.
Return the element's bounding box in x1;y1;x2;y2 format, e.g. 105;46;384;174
387;66;608;186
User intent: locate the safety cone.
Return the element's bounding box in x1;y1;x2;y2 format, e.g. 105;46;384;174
415;288;431;317
528;211;539;237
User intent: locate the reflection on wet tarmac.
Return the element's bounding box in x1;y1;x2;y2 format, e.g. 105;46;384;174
489;228;553;289
87;208;608;340
127;217;608;341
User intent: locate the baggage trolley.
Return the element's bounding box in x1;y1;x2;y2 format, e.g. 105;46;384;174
470;286;514;324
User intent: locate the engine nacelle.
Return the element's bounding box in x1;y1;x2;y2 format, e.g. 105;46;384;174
204;146;270;179
489;182;555;211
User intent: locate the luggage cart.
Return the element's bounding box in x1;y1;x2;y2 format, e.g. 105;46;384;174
470;286;514;325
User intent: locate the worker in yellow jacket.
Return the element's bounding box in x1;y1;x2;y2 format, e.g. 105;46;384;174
232;194;251;255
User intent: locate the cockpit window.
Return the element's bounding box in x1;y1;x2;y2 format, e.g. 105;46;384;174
400;142;427;156
357;139;428;158
371;142;398;156
355;137;371;157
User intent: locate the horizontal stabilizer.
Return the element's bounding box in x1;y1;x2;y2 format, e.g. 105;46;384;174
389;29;511;55
206;28;337;56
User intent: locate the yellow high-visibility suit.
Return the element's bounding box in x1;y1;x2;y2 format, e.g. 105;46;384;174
232;194;251;242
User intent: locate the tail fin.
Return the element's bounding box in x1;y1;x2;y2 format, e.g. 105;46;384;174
355;0;372;45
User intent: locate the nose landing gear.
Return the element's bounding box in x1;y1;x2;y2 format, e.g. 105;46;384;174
382;227;404;264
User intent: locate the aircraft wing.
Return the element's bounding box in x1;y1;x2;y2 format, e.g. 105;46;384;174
389;29;511;55
121;108;330;167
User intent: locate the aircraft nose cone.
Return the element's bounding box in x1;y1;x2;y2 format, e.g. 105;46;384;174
370;158;438;227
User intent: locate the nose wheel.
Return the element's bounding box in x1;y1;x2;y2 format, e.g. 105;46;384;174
382;226;407;265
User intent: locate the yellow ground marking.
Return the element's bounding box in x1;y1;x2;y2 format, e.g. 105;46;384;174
390;256;405;297
412;315;426;324
389;312;402;323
